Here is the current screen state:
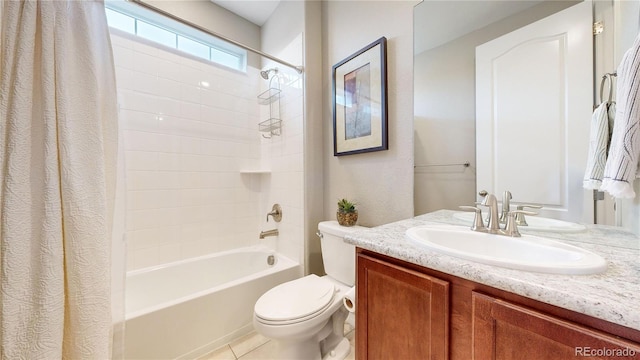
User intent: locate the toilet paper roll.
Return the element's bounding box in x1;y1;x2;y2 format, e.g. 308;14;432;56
343;287;356;313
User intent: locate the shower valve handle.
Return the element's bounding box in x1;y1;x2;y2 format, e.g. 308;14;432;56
267;204;282;222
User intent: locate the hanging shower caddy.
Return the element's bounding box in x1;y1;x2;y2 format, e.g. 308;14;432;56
257;69;282;138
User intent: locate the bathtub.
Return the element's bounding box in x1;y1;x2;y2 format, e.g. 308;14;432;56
123;246;300;359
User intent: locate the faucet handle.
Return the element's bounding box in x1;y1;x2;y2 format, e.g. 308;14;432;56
515;204;541;226
266;204;282;222
516;204;542;210
503;210;538;237
459;205;480;210
459;206;486;232
473;202;489;222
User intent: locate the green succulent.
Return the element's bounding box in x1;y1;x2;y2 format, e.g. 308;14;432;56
337;198;357;213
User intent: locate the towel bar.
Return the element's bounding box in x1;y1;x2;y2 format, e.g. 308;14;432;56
413;161;471;168
414;162;470;168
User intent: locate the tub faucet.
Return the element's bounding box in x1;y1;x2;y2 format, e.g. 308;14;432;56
259;229;279;239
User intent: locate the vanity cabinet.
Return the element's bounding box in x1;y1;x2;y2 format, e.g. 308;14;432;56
356;249;640;360
356;253;449;359
472;293;640;359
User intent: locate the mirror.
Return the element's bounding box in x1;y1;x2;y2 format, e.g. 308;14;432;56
414;0;640;229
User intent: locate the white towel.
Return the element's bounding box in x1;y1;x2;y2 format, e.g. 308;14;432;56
601;33;640;198
583;102;611;189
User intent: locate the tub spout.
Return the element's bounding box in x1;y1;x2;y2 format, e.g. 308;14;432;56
259;229;279;239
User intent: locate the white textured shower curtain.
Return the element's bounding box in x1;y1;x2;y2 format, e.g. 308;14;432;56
0;1;119;358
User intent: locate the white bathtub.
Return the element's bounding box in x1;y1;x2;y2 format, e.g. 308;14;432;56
124;246;300;359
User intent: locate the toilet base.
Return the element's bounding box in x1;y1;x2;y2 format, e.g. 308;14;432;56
322;337;350;360
275;338;323;360
271;333;351;360
267;308;351;360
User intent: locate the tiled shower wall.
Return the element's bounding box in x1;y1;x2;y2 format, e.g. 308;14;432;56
110;30;302;270
257;34;305;267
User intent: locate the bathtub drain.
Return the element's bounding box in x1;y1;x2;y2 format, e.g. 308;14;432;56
267;255;275;266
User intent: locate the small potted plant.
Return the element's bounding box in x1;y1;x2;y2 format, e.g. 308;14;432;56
337;198;358;226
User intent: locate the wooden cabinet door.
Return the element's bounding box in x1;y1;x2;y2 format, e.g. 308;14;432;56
472;292;640;359
356;254;450;360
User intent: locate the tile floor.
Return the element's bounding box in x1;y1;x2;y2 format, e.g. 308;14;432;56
198;323;356;360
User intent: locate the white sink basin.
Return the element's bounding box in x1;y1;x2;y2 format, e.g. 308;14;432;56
406;225;607;275
452;212;586;233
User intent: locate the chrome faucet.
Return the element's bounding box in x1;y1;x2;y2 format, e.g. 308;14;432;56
259;229;279;239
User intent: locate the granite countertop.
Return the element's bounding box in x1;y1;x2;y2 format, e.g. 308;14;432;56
344;210;640;332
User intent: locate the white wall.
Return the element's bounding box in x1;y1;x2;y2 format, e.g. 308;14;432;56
259;2;306;268
256;48;305;268
302;0;325;275
261;1;304;58
261;0;325;275
322;0;417;227
111;31;264;270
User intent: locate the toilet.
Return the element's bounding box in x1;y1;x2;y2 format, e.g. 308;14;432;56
253;221;363;360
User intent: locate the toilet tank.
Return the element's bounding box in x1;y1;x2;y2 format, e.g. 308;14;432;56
318;221;366;286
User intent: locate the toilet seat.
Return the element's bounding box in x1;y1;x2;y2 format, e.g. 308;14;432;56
254;275;336;325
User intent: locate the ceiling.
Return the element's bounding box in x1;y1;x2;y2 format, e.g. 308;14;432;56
414;0;544;54
212;0;544;36
211;0;281;26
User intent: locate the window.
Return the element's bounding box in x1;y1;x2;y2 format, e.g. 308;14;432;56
105;8;135;33
178;36;210;60
105;2;246;72
136;19;176;48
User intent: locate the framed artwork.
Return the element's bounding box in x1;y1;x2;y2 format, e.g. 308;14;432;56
332;37;388;156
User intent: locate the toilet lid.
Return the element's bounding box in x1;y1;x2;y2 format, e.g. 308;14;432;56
254;274;335;323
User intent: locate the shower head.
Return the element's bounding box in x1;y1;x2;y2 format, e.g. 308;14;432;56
260;68;278;80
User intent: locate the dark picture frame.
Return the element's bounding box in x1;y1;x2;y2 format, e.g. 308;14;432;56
332;37;388;156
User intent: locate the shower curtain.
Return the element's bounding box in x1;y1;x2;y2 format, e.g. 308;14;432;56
0;1;119;358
